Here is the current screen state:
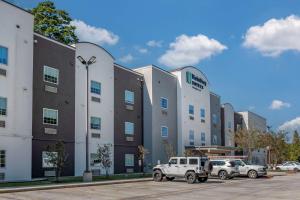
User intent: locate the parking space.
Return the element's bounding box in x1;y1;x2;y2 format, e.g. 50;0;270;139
0;174;299;200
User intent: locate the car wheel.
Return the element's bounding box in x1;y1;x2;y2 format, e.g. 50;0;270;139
218;170;228;180
248;170;258;179
153;170;163;182
198;177;208;183
185;172;196;184
166;177;175;181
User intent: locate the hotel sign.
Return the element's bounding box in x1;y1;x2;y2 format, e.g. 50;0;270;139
186;71;207;91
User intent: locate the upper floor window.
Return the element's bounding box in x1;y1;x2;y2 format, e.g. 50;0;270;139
125;90;134;104
161;126;168;137
201;132;206;146
200;108;205;118
0;150;5;168
0;46;8;65
125;122;134;135
91;117;101;130
189;130;194;146
160;97;168;109
91;81;101;95
212;114;218;125
125;154;134;167
44;66;59;84
43;108;58;125
228;121;232;129
0;97;7;116
189;105;194;115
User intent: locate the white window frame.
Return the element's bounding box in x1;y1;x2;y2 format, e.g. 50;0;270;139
90;117;101;130
160;97;168;109
125;90;134;104
0;97;7;116
125;122;134;135
0;45;8;66
91;80;101;95
43;66;59;85
189;104;194;116
43;108;58;126
125;154;134;167
161;126;168;137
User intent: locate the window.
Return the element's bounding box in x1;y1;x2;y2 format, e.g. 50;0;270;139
200;108;205;118
160;98;168;109
42;151;57;168
228;121;232;129
189;105;194;115
125;90;134;104
91;117;101;130
125;154;134;167
169;158;177;165
161;126;168;137
189;130;194;146
212;114;218;125
90;153;100;166
125;122;134;135
0;46;8;65
0;150;5;168
180;158;187;165
201;132;206;146
189;158;198;165
43;66;59;84
212;134;217;145
43;108;58;125
0;97;7;116
91;81;101;95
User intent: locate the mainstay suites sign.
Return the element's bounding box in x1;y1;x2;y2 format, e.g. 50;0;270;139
186;71;207;92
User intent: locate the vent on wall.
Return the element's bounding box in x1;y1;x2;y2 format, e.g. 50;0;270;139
0;121;5;128
45;85;58;93
0;68;6;77
45;128;57;135
91;96;101;103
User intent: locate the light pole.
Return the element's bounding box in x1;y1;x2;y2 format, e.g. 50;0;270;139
77;55;96;182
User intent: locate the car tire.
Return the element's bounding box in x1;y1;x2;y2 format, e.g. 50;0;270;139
218;170;228;180
153;170;163;182
185;171;197;184
248;170;258;179
198;177;208;183
166;177;175;181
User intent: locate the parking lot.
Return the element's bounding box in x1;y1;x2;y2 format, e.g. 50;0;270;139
0;174;299;200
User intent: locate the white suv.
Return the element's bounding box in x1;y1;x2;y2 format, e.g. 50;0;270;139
210;159;239;180
233;159;267;179
153;156;212;184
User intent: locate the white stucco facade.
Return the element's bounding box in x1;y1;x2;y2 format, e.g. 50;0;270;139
222;103;235;147
172;67;211;156
75;43;114;176
0;1;33;181
238;111;267;132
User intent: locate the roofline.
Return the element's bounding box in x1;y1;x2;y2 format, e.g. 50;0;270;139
238;110;267;121
34;33;75;51
210;91;220;98
134;65;177;78
222;102;234;109
1;0;32;15
114;63;144;77
169;66;210;83
75;42;115;60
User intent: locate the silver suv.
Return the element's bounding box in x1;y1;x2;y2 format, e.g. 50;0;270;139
210;159;239;180
153;156;213;184
233;159;267;179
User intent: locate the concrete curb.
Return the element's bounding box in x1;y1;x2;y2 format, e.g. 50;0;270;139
0;178;153;194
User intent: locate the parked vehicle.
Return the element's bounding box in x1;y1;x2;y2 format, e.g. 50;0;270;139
276;162;300;171
210;159;239;180
233;159;267;179
153;156;213;184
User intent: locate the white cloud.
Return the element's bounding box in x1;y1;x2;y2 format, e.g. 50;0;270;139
279;117;300;133
71;19;119;46
158;34;227;67
147;40;163;48
119;54;134;63
269;100;291;110
243;15;300;56
138;48;148;54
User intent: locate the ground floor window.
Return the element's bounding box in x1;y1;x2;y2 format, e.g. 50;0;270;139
90;153;100;166
125;154;134;167
42;151;57;168
0;150;5;168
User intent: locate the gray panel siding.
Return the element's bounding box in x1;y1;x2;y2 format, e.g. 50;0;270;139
210;93;221;146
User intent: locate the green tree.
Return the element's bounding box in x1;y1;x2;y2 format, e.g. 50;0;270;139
31;1;78;45
96;144;112;178
137;145;149;174
287;131;300;161
45;141;69;182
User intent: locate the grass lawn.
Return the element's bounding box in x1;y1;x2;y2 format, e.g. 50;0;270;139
0;173;152;188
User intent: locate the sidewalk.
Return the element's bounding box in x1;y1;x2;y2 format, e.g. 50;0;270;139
0;177;153;194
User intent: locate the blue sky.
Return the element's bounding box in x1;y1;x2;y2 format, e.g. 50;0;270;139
12;0;300;134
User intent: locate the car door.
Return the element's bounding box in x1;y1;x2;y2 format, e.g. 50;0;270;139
235;160;247;175
211;161;220;176
166;158;179;176
178;158;188;176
